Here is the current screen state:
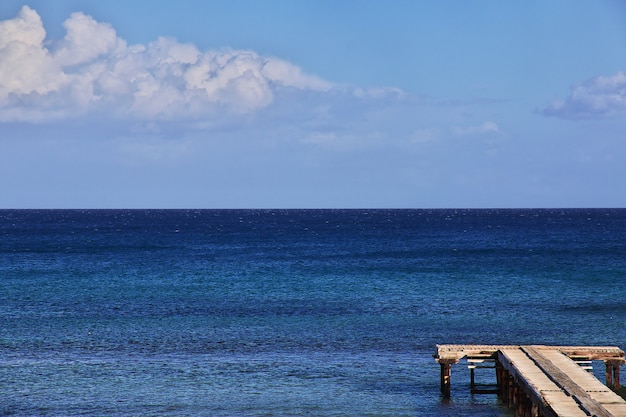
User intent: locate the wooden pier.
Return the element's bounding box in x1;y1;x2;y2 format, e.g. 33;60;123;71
435;345;626;417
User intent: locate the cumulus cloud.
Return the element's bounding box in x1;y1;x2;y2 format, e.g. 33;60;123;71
0;6;62;99
540;72;626;119
0;6;333;123
54;11;122;66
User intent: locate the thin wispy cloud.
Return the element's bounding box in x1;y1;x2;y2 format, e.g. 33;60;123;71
451;121;500;136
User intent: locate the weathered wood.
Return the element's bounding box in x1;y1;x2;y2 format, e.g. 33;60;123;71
523;346;615;417
435;344;625;363
439;361;452;398
434;344;626;417
606;360;623;391
498;348;565;417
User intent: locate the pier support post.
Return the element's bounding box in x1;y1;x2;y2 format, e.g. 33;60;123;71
440;361;452;398
495;361;502;391
437;359;459;398
498;367;511;403
605;360;623;392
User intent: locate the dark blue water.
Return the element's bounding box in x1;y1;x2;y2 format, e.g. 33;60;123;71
1;209;625;416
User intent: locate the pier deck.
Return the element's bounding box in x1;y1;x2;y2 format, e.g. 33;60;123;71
434;345;625;417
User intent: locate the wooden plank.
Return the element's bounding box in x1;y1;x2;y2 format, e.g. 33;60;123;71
557;346;625;361
591;391;626;403
498;349;588;417
435;344;625;363
537;348;611;392
541;392;589;417
523;346;615;417
499;349;562;394
603;403;626;416
539;349;626;415
435;344;518;362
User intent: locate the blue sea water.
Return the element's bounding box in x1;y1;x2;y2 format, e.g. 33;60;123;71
1;209;625;416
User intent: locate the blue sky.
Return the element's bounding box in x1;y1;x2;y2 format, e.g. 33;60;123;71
1;1;625;208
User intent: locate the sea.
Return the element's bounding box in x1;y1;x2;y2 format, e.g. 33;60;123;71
1;209;625;416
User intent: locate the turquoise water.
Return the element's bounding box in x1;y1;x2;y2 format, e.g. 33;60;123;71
1;209;625;416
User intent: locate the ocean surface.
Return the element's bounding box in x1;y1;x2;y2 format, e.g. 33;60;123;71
1;209;625;416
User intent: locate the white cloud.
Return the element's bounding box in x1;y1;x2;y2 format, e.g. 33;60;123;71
0;5;45;49
54;11;122;66
301;132;339;144
262;59;332;92
452;121;500;136
353;86;405;99
0;6;334;123
540;72;626;119
409;128;440;143
0;6;64;99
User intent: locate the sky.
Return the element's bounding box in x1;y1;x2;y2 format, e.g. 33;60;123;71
1;1;625;208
